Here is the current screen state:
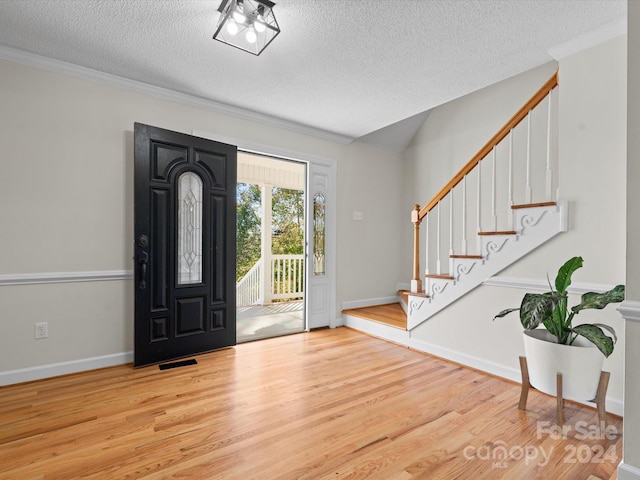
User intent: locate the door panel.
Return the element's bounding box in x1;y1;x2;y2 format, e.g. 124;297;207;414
134;123;237;367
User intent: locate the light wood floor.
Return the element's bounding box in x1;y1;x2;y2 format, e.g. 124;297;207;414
0;328;621;479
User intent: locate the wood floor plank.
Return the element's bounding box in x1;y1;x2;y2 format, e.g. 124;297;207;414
0;328;622;479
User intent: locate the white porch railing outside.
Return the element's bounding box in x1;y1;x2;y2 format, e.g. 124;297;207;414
236;258;263;307
271;255;305;301
236;254;304;306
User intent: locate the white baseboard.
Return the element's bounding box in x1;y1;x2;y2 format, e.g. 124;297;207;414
408;337;521;383
407;336;623;416
0;351;133;386
342;295;399;311
619;462;640;480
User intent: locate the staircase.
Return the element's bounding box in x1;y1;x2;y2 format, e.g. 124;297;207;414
405;200;566;329
345;71;563;333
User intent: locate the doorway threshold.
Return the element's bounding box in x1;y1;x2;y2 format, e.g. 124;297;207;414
237;301;304;343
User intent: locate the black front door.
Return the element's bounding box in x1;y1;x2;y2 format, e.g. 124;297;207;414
133;123;237;367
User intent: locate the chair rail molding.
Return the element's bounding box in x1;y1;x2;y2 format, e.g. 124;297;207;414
0;270;133;286
484;276;619;296
617;300;640;323
618;461;640;480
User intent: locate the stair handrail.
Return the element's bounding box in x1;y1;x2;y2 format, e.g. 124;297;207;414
417;71;559;221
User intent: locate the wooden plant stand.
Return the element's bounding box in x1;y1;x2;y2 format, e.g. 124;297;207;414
518;356;610;426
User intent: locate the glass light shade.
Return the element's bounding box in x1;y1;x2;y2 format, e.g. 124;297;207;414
246;27;257;44
254;16;266;32
226;19;238;35
213;0;280;55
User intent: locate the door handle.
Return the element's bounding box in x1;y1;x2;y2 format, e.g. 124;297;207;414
137;251;149;290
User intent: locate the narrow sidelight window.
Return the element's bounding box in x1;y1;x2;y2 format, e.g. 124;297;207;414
177;172;203;285
313;193;325;276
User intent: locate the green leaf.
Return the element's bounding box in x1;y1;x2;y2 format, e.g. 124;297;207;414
555;256;583;294
520;293;555;330
571;285;625;314
572;324;615;358
543;318;569;343
591;323;618;344
493;308;520;320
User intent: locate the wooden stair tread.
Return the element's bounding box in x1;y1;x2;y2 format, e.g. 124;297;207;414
477;231;517;236
450;255;483;259
425;274;454;280
398;289;428;298
342;303;407;330
511;201;556;209
397;290;427;308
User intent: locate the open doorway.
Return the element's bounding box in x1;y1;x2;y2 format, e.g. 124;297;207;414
236;152;306;342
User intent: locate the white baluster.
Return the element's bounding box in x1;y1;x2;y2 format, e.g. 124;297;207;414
491;146;497;232
526;111;532;204
274;258;279;295
553;89;560;201
546;93;553;201
424;214;430;277
292;258;296;294
436;202;441;275
285;258;290;294
461;175;467;255
447;193;454;275
449;192;454;257
476;161;482;253
508;128;514;230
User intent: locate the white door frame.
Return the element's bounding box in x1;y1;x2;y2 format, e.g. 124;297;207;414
193;131;338;329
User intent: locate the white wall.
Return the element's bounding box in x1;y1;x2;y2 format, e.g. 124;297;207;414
337;141;404;305
0;57;404;380
403;36;627;413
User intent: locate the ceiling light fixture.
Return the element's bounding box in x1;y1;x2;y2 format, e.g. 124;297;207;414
213;0;280;56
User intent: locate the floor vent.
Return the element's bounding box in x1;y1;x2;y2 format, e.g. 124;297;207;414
159;358;197;370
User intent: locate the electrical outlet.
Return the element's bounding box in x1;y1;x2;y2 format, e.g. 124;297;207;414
35;322;48;339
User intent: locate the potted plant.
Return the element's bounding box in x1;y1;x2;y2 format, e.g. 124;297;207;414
494;256;624;401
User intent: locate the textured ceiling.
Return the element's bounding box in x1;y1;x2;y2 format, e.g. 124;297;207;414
0;1;627;148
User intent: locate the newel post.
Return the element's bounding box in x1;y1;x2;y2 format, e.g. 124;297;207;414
411;204;423;293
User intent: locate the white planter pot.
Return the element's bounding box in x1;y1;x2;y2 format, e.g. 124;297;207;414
523;329;604;402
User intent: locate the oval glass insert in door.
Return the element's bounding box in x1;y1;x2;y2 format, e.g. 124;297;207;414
177;171;203;285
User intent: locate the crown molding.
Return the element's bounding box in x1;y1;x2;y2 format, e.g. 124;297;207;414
0;45;353;145
547;16;627;60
